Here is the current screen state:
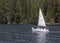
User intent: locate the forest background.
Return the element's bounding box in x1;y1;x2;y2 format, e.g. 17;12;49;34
0;0;60;24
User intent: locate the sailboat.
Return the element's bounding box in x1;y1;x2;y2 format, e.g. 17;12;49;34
32;8;49;32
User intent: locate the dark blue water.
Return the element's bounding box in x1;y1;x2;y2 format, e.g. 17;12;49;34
0;24;60;43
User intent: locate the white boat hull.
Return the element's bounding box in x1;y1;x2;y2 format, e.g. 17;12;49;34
32;27;49;32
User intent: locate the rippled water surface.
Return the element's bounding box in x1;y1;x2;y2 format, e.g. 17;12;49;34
0;24;60;43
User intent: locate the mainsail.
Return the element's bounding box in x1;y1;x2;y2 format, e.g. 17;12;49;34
38;8;46;27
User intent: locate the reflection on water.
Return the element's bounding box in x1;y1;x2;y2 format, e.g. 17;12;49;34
0;24;60;43
32;32;49;43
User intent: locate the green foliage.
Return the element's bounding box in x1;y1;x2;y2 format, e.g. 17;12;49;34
0;0;60;24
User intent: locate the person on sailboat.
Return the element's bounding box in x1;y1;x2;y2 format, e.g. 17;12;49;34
38;26;47;30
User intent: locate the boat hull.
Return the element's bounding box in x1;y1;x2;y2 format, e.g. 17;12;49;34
32;27;49;32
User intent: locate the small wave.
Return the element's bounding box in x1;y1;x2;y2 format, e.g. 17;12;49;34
49;31;60;33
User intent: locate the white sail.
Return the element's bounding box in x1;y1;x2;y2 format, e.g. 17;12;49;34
32;8;49;32
38;8;46;26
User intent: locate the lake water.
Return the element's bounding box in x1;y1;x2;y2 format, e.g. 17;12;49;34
0;24;60;43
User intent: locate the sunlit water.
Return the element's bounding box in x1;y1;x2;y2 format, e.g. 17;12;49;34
0;24;60;43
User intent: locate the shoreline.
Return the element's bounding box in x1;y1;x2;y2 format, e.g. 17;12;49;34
46;23;60;25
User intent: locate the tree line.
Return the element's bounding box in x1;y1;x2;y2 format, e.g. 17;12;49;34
0;0;60;24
